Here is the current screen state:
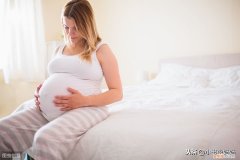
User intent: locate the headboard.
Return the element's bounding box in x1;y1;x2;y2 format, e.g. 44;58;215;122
158;53;240;69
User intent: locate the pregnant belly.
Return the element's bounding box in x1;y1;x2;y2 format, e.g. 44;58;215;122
39;73;101;121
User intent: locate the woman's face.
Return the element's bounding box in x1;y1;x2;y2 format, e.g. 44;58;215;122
62;17;82;45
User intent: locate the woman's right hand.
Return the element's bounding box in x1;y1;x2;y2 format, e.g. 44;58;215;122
34;84;42;111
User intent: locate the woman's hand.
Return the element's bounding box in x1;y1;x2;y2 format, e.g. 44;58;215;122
34;83;42;111
54;87;90;111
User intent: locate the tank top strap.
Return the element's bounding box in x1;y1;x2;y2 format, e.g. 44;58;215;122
55;44;65;55
96;41;106;51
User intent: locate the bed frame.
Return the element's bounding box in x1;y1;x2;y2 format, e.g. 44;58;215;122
159;53;240;68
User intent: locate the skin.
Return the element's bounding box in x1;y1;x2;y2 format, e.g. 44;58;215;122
35;17;122;111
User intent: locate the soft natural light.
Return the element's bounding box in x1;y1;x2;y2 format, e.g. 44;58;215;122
0;0;46;83
0;2;16;70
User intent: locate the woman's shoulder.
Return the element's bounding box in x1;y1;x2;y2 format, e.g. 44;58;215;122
96;41;109;53
96;42;116;63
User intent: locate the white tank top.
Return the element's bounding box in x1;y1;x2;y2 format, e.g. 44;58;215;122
48;42;104;82
39;42;105;121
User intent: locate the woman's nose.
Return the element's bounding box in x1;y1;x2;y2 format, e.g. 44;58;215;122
69;29;75;35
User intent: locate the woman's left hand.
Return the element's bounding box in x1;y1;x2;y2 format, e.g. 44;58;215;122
54;87;89;111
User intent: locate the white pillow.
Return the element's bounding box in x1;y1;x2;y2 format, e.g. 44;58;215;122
189;69;210;88
151;63;211;88
209;66;240;88
156;63;191;87
151;63;240;88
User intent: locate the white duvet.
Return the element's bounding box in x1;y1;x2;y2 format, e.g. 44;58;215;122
70;110;239;160
68;83;240;160
109;84;240;113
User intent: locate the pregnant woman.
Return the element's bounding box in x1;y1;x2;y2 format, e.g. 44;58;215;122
0;0;122;159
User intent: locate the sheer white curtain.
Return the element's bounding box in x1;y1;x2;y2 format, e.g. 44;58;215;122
0;0;46;83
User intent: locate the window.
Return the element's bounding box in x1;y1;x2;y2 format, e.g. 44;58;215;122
0;0;46;83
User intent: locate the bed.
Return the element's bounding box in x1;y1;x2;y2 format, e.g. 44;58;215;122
18;53;240;160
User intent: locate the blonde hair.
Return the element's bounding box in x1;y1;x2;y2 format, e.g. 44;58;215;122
62;0;101;62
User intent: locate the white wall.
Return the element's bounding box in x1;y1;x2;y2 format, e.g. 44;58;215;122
41;0;69;41
90;0;240;84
